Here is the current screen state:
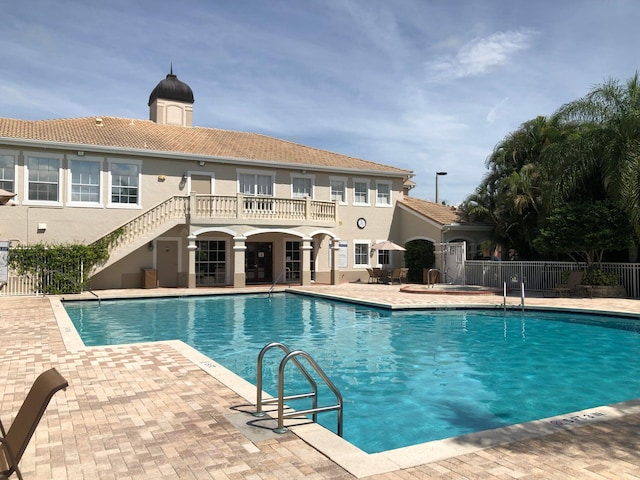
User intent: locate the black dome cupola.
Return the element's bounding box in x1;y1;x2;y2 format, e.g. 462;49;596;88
148;65;194;127
148;65;194;106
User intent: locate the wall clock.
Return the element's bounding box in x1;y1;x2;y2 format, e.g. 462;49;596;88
357;217;366;229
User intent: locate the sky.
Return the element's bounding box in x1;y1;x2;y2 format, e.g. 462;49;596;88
1;0;639;205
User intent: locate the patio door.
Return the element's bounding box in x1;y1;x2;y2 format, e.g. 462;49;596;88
246;242;273;283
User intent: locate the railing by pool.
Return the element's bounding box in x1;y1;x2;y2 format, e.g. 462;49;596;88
464;260;640;298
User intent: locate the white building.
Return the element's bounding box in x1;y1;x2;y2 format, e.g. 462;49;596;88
0;70;488;290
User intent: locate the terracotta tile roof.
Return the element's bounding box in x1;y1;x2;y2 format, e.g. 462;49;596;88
0;116;412;175
399;196;462;225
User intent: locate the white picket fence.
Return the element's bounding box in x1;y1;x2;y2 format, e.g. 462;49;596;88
464;260;640;298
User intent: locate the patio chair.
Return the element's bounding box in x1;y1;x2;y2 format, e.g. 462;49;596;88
0;368;68;480
366;268;377;283
390;268;408;284
549;271;584;297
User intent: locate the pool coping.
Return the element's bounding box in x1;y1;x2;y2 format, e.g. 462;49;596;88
51;291;640;478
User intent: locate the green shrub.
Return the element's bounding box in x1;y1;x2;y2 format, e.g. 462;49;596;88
583;268;619;286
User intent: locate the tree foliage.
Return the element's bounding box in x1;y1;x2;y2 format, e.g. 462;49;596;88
459;72;640;260
533;200;634;265
404;240;435;283
8;231;121;294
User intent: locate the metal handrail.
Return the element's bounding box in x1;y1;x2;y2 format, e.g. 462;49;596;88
275;350;343;436
502;281;526;312
427;268;441;287
268;267;291;296
254;342;318;422
253;342;343;437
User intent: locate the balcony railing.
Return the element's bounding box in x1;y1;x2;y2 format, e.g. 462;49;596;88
193;194;337;222
99;193;337;261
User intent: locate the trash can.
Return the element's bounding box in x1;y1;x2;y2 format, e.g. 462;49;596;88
141;268;157;289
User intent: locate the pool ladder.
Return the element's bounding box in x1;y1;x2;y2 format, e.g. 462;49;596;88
253;342;343;436
503;281;526;312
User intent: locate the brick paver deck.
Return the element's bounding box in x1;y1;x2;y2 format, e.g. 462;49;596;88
1;284;640;479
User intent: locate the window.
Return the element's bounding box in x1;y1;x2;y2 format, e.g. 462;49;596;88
26;155;62;205
109;160;141;207
353;179;369;205
378;250;390;266
376;181;391;206
291;176;313;198
70;158;101;205
238;172;273;196
330;177;346;204
196;240;226;286
0;153;16;193
354;241;369;267
285;241;301;282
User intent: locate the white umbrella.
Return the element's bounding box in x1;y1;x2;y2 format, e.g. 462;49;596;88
370;240;406;251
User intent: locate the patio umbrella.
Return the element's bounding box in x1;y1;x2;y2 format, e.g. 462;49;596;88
0;188;16;205
371;241;406;281
370;240;406;251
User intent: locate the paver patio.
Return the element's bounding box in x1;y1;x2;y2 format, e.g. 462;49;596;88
1;284;640;479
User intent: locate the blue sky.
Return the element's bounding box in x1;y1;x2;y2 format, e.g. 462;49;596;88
2;1;639;204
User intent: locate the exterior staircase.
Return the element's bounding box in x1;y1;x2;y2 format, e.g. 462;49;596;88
91;194;338;274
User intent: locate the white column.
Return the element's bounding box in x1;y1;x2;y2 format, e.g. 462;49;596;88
233;236;246;288
187;234;197;288
301;237;313;286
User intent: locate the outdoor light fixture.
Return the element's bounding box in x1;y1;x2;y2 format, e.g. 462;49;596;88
147;241;154;251
435;171;447;204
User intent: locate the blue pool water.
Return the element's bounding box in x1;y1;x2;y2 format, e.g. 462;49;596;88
65;293;640;453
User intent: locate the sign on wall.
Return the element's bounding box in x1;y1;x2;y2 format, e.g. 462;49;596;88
338;241;348;268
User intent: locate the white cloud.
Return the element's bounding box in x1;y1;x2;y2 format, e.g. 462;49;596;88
486;97;510;124
427;29;538;81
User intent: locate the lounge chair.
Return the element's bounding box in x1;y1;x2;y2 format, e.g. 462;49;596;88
0;368;68;480
390;268;408;284
549;271;584;297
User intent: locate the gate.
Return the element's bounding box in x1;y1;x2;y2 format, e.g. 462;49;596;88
437;242;466;284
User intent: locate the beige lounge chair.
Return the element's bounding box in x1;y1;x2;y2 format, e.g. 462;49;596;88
390;268;408;284
551;271;584;297
0;368;68;480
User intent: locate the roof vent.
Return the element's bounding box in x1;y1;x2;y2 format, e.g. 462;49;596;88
95;117;103;126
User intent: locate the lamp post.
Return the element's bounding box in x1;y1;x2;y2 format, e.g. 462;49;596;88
435;171;447;204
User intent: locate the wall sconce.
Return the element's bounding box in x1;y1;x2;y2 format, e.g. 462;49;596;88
157;174;166;182
198;161;205;166
179;172;187;190
147;241;154;251
301;169;307;174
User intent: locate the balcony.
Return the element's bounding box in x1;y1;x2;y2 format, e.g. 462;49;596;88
192;194;338;224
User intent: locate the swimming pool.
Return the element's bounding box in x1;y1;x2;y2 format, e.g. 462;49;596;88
65;293;640;454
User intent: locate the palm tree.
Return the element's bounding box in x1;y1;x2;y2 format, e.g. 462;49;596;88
553;72;640;236
460;115;564;257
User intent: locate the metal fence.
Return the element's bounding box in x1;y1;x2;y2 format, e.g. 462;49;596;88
464;260;640;298
3;256;640;298
0;251;86;296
